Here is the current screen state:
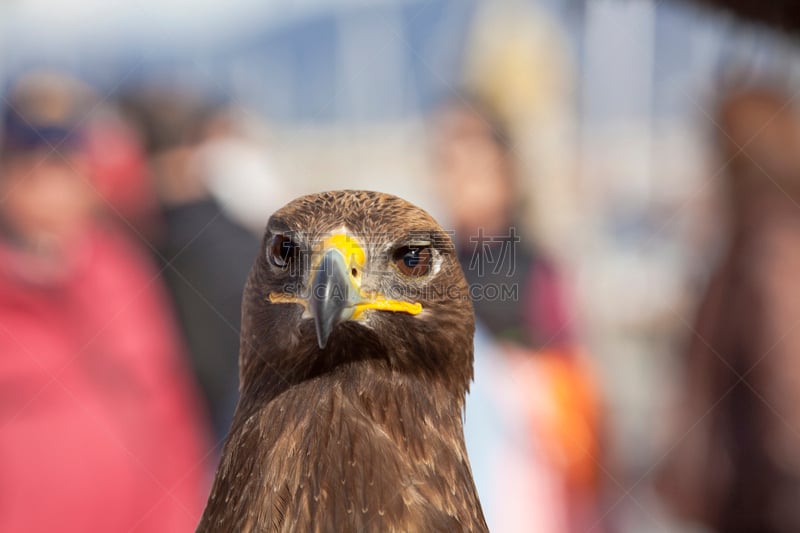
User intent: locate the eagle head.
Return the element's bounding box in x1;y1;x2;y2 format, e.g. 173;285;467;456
238;190;475;401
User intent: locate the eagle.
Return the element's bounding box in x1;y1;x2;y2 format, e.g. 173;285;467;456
197;190;487;532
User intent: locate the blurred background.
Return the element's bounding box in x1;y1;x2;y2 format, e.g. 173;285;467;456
3;1;800;532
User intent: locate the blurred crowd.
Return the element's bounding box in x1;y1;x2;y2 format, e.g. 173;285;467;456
4;2;800;533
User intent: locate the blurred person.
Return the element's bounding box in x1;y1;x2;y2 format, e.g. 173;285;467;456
120;93;283;440
0;73;210;532
433;97;572;349
462;0;577;254
191;106;292;233
433;97;601;533
658;85;800;533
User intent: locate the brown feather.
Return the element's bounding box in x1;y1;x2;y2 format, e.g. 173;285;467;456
197;191;487;532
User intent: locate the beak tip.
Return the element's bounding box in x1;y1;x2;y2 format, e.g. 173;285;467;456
314;319;331;349
316;333;329;350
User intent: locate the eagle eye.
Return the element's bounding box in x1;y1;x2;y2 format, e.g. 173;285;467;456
393;245;433;277
269;234;299;268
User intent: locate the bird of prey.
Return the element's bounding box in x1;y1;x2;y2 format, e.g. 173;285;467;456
197;190;487;532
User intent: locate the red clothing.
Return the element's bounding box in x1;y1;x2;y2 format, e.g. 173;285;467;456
0;227;211;532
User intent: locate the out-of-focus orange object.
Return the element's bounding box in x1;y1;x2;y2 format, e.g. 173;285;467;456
501;343;602;532
536;349;601;490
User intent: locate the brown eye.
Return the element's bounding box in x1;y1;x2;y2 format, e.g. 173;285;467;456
393;245;433;277
269;234;299;268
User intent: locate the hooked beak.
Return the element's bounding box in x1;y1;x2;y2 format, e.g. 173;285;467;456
310;248;360;349
269;233;423;349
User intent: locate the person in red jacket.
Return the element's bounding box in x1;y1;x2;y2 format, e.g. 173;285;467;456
0;72;211;532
